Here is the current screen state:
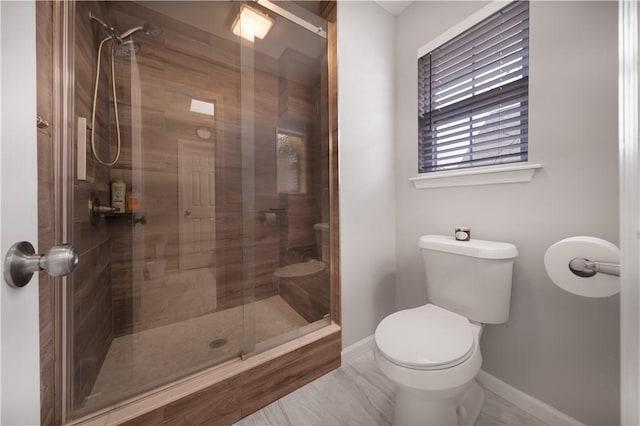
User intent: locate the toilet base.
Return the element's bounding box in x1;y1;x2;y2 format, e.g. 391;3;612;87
456;381;485;426
393;380;485;426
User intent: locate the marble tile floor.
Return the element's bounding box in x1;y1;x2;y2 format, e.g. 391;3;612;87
235;351;547;426
80;296;308;416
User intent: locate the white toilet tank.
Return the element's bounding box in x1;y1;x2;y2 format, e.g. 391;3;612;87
419;235;518;324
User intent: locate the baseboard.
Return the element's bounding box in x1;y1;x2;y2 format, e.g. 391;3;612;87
477;370;584;426
341;334;375;364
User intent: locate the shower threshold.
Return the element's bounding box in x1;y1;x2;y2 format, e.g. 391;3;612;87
78;295;308;417
69;322;340;426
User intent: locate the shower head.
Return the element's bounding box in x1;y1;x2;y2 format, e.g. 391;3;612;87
115;40;141;57
118;23;163;39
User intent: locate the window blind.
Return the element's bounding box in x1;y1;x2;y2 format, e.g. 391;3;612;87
418;1;529;173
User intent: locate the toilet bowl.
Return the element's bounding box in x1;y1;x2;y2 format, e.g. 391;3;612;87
374;235;517;426
375;304;484;426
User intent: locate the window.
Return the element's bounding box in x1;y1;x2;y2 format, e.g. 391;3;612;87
277;130;306;193
418;1;529;173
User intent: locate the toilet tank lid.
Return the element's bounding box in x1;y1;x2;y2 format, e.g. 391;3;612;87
419;235;518;259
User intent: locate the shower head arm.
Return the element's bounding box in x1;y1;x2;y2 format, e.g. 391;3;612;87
118;26;145;39
119;23;163;39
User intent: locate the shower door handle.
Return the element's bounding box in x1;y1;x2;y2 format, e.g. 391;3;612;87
4;242;79;288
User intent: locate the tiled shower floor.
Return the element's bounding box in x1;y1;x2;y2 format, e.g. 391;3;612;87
82;296;308;415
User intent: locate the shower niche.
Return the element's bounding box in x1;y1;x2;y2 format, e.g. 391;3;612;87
62;0;336;421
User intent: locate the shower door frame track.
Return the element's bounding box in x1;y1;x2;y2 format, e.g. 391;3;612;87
47;1;342;424
51;0;77;423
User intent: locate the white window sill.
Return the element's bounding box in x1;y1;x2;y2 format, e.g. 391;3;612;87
409;163;542;189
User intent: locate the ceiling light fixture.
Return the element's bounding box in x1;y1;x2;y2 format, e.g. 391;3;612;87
231;4;274;42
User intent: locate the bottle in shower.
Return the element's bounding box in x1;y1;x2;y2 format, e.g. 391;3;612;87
127;188;141;212
111;178;126;213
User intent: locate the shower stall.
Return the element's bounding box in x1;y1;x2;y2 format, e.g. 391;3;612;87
47;1;337;422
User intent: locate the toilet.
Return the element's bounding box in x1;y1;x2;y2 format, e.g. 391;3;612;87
273;222;329;286
374;235;517;426
273;223;331;321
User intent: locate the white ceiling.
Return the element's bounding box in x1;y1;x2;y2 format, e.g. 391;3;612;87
374;0;414;16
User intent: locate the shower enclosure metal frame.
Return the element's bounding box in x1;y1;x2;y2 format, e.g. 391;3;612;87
51;1;77;423
45;1;342;424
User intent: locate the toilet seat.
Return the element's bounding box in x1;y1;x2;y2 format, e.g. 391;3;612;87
375;304;474;371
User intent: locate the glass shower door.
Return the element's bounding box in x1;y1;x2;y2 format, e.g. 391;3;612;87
67;1;248;418
63;0;331;421
237;1;332;357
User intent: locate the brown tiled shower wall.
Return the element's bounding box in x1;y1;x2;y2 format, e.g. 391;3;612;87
103;1;327;335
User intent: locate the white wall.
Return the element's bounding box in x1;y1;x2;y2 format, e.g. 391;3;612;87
338;1;397;348
0;2;3;419
0;1;41;423
394;2;619;425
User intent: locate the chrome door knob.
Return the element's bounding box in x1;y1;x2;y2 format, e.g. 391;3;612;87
43;244;80;277
4;242;79;288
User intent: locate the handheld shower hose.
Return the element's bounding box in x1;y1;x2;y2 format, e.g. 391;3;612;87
90;35;122;167
89;12;162;167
